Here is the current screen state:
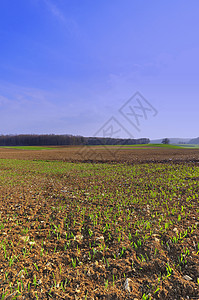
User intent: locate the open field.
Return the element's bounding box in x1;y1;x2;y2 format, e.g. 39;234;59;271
0;144;199;164
0;147;54;151
0;147;198;299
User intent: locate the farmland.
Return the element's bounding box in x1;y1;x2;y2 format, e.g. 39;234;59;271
0;146;198;299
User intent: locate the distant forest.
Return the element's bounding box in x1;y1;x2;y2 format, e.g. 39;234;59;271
0;134;150;146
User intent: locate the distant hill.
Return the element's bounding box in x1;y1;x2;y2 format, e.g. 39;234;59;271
189;137;199;144
150;138;191;144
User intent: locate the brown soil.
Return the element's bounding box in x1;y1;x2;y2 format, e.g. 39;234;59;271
0;146;198;164
0;146;198;300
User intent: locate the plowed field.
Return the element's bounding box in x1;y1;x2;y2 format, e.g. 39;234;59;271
0;145;198;164
0;146;198;299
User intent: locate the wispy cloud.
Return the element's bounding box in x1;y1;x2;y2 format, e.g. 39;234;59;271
0;81;64;134
0;80;107;135
0;81;55;115
44;0;66;23
43;0;79;35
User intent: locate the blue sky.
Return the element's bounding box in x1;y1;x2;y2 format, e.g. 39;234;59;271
0;0;198;139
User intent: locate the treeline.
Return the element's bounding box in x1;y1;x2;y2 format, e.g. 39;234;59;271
0;134;150;146
85;137;150;145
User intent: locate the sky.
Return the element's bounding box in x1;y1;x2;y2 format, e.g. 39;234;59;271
0;0;199;140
